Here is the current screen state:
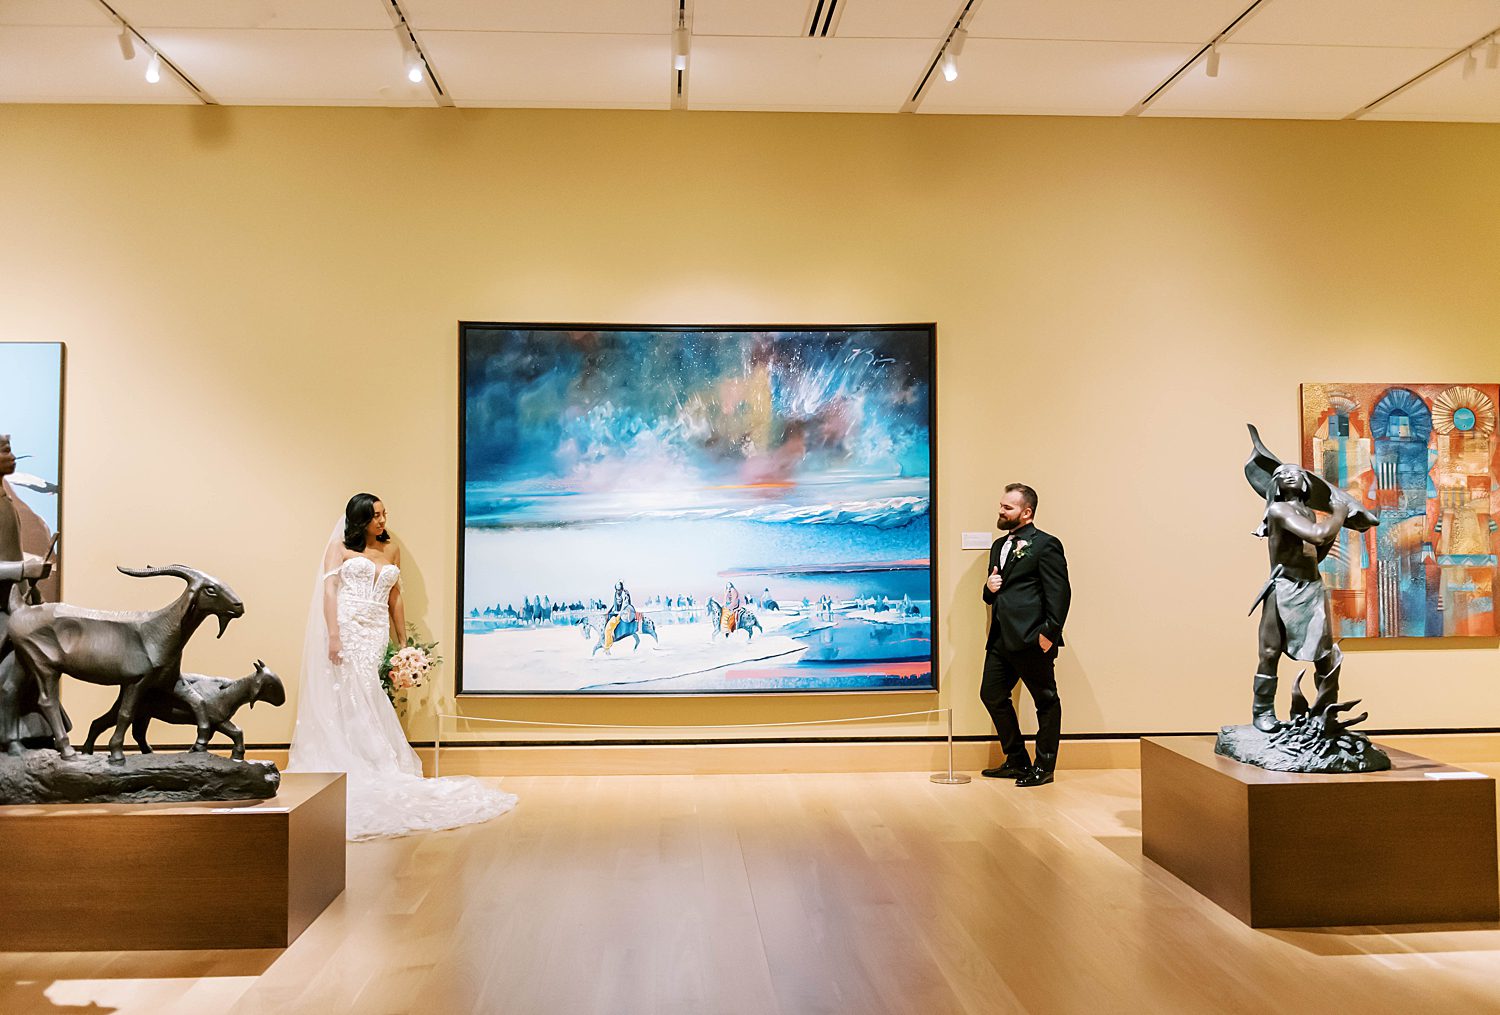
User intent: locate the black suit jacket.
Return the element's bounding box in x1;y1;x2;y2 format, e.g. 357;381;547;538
981;523;1071;652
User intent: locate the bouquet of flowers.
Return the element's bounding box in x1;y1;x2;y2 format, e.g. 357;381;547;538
380;625;441;714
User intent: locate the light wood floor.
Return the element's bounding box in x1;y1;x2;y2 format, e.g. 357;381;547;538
3;765;1500;1015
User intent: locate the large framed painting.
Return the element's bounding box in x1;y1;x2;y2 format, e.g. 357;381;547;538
459;323;936;694
1301;382;1498;638
0;342;64;599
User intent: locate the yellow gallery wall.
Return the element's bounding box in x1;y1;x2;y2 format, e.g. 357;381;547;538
2;104;1498;747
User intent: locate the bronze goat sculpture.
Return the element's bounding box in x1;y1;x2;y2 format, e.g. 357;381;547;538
5;564;244;762
82;660;284;761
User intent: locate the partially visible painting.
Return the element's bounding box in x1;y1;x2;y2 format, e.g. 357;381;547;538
1301;382;1499;638
459;324;936;694
0;342;64;598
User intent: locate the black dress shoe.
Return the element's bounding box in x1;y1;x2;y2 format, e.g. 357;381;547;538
1015;767;1054;788
981;761;1032;779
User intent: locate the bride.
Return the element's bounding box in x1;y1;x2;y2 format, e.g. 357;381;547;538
288;493;516;840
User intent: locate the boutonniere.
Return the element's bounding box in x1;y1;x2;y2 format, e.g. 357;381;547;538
1013;540;1030;560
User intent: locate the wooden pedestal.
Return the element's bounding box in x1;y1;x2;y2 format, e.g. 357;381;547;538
0;772;346;951
1141;736;1499;927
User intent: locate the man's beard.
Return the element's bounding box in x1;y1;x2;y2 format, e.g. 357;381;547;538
998;518;1023;531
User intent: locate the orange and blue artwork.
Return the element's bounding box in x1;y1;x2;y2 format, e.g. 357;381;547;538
458;324;935;694
1302;382;1498;638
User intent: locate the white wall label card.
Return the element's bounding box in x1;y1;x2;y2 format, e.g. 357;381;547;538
961;531;992;550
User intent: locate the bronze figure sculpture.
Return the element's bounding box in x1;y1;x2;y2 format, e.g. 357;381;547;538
0;566;282;803
0;433;66;749
1217;425;1390;773
0;436;283;803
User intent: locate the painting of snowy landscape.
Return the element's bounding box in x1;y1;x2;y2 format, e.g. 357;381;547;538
458;324;936;694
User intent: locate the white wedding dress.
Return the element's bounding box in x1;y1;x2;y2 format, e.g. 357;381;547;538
288;555;517;841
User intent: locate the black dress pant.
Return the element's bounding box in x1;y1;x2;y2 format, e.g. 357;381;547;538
980;642;1061;769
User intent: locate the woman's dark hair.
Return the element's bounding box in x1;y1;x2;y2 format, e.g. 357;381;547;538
343;493;390;550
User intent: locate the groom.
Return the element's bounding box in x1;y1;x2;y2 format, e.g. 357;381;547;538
979;483;1071;787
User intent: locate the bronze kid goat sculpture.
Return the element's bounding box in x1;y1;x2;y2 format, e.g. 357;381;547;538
82;660;284;761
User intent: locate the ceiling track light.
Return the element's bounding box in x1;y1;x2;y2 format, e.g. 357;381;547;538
941;26;966;82
1463;48;1478;79
1486;37;1499;70
117;27;135;61
1206;44;1221;78
673;16;690;72
399;30;423;83
145;51;161;84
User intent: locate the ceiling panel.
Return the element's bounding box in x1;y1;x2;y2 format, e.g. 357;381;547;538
1;0;1497;118
1367;53;1500;121
1234;0;1500;49
1146;43;1452;119
403;0;670;35
689;36;934;111
141;28;433;105
0;26;197;102
423;31;669;108
113;1;390;31
968;0;1248;44
690;0;806;38
0;0;113;27
836;0;963;39
919;39;1196;115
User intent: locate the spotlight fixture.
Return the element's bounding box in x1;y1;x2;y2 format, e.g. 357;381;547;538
1487;37;1499;70
399;31;423;83
1206;44;1221;78
672;15;690;72
941;27;966;82
117;27;135;61
145;51;161;83
1464;48;1478;79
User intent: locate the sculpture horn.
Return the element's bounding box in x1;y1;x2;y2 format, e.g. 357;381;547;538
117;564;206;584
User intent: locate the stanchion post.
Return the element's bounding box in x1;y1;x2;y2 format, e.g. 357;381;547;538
930;706;971;784
434;714;442;779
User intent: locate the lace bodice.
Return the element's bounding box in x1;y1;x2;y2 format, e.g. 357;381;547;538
338;555;399;606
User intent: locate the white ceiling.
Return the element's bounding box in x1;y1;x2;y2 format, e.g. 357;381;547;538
2;0;1499;121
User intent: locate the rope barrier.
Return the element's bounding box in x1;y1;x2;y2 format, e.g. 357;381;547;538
430;708;971;784
431;708;945;732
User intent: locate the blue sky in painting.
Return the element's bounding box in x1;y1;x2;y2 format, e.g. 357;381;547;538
0;343;62;531
464;328;931;528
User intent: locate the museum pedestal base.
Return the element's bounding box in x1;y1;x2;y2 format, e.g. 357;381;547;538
0;772;345;951
1141;736;1499;928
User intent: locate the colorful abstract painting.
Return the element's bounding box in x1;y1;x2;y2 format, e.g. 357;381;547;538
0;342;64;598
459;324;935;694
1302;382;1499;638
